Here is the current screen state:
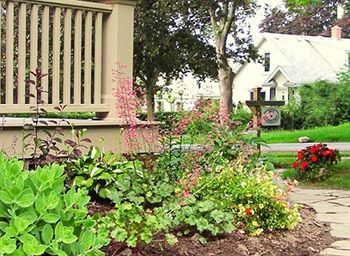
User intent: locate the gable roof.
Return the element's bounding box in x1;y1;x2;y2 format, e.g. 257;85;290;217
234;33;350;85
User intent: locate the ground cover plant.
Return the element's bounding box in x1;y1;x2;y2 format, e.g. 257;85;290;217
0;154;109;255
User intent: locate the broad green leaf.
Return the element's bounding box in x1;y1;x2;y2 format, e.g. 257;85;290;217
15;189;35;207
115;179;130;191
42;224;53;244
7;248;26;256
35;195;47;213
196;218;209;232
85;178;94;188
54;222;64;241
126;235;137;248
90;167;102;178
3;226;18;237
7;176;24;199
145;215;157;226
73;176;85;187
14;217;31;234
19;209;37;225
0;236;16;254
20;234;47;255
210;209;225;223
51;248;67;256
0;202;10;218
111;227;128;242
46;193;60;209
0;190;15;204
79;230;94;252
140;230;153;244
51;176;66;194
62;227;77;244
198;200;214;212
42;213;59;224
0;221;8;231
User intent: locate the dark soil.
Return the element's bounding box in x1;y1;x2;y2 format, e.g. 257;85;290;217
101;205;336;256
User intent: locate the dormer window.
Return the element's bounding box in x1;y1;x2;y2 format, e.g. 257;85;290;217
264;52;271;72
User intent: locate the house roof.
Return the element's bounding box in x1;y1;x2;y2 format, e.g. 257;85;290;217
234;32;350;85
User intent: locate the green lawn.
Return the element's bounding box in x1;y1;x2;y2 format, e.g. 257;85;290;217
280;160;350;190
261;123;350;143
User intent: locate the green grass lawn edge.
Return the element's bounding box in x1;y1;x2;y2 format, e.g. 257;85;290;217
261;123;350;143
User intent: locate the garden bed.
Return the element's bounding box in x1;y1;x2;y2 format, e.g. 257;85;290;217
103;206;335;256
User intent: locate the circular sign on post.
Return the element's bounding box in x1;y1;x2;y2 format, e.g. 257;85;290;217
262;107;281;126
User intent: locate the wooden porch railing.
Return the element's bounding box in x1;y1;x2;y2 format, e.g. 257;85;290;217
0;0;136;119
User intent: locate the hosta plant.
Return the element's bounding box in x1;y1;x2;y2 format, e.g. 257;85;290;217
68;146;177;206
0;154;109;255
292;143;341;181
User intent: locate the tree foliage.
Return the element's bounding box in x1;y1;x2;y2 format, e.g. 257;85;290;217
173;0;259;123
259;0;345;36
133;0;217;120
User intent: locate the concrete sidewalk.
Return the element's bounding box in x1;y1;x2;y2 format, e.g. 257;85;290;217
289;188;350;256
263;142;350;152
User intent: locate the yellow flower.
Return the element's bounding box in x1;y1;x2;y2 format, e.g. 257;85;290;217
252;221;259;227
251;228;263;236
124;203;133;210
259;204;264;209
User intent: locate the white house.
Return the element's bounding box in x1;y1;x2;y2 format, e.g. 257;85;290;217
156;26;350;112
233;26;350;105
155;74;220;112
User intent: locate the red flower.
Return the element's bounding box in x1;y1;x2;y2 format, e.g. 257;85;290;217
301;161;308;171
314;144;322;151
310;146;317;154
328;149;335;156
245;208;252;215
322;150;329;157
297;151;304;159
310;155;318;163
183;191;190;198
292;162;299;168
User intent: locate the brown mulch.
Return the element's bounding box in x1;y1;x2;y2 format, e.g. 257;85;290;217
102;205;336;256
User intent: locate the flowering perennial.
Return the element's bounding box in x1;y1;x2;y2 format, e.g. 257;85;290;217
292;143;340;181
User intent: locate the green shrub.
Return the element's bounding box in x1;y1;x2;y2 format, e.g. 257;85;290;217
281;79;350;129
194;165;301;235
0;154;109;255
292;144;341;181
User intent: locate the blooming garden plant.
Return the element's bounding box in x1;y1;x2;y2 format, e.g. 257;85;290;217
292;143;341;181
0;66;305;254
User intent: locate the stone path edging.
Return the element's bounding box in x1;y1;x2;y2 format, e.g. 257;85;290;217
289;188;350;256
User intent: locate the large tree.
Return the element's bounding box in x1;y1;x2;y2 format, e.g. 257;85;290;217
174;1;259;124
133;0;217;121
259;0;350;37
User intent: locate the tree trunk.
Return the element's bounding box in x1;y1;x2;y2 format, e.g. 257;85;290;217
145;71;159;121
218;62;234;125
146;85;155;121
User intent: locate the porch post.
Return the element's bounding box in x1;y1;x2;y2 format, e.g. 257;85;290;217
96;0;136;120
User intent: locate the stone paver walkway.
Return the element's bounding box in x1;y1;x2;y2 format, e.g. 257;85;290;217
289;188;350;256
